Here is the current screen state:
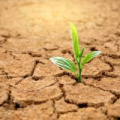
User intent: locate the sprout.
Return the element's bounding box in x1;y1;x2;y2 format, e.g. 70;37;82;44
50;23;101;83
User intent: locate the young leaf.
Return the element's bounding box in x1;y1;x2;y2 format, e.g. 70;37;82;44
70;23;80;62
79;47;85;59
81;51;101;67
50;57;77;73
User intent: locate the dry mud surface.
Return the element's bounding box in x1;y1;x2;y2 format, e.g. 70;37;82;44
0;0;120;120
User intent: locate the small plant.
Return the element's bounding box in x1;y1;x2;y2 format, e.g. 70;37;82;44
50;23;101;83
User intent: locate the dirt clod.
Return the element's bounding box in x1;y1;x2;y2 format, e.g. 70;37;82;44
64;84;116;107
59;107;109;120
10;77;63;106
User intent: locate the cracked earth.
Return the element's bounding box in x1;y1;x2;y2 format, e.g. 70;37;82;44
0;0;120;120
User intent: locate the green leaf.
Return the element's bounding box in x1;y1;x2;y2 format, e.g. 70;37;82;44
70;23;80;63
79;47;85;59
50;57;77;73
81;51;101;67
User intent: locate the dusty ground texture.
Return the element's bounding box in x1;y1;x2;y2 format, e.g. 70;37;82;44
0;0;120;120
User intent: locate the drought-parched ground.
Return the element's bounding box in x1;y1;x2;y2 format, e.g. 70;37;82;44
0;0;120;120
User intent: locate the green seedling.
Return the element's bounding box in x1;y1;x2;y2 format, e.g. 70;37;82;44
50;23;101;83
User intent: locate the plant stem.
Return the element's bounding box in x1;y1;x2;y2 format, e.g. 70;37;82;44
78;63;82;83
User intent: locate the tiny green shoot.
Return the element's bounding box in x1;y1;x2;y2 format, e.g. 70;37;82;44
50;23;101;83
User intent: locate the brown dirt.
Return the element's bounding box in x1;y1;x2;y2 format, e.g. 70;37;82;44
0;0;120;119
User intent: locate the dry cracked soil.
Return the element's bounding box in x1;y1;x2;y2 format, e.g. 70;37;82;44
0;0;120;120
